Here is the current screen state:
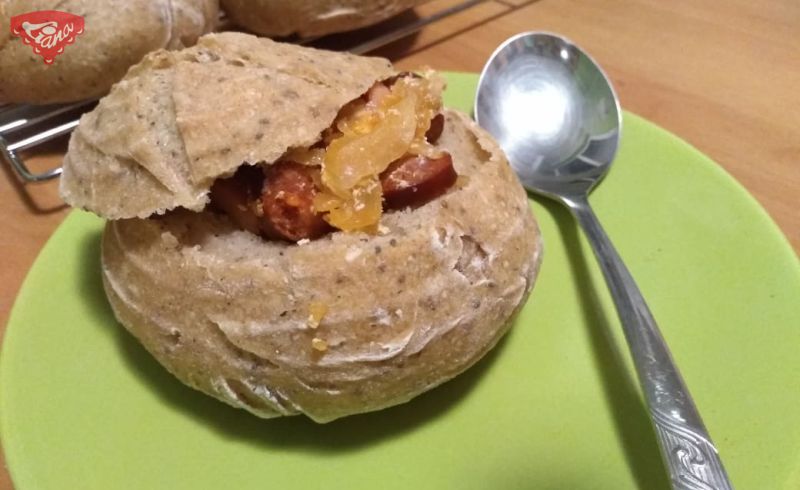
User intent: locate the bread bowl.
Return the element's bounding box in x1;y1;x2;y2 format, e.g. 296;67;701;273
220;0;426;37
0;0;219;104
60;32;543;422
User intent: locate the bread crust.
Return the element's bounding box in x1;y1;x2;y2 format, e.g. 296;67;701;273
0;0;218;105
101;110;543;422
220;0;425;37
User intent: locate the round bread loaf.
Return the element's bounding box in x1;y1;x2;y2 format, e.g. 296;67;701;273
0;0;218;105
102;110;542;422
220;0;425;37
60;33;543;422
60;33;395;219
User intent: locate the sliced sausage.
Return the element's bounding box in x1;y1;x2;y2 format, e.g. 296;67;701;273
260;162;330;242
425;113;445;143
209;165;264;236
380;153;457;210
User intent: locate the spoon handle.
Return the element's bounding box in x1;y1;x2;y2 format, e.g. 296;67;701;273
564;195;734;490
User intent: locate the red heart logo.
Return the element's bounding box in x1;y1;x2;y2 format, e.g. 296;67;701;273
10;10;85;65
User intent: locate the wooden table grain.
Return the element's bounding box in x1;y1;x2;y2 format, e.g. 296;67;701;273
1;1;797;487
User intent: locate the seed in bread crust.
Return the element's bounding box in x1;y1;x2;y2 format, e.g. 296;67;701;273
311;338;328;351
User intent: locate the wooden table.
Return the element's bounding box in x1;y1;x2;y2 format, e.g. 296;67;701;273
1;0;797;487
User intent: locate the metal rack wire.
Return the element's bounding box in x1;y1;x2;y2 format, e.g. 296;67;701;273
0;0;484;184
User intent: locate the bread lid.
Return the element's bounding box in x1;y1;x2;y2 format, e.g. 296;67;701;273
59;32;396;219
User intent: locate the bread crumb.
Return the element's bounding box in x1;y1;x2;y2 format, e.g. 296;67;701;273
345;247;362;262
160;232;178;247
311;338;328;351
297;238;311;246
377;224;390;235
373;307;392;326
307;301;328;329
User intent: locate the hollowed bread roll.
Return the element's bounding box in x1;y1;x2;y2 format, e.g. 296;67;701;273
60;32;543;423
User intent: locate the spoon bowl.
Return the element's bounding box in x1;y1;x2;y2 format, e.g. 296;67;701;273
475;32;621;199
475;32;734;490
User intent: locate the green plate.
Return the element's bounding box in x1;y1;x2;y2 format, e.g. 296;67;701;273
2;73;799;490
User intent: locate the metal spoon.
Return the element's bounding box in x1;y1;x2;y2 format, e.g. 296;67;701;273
475;32;734;490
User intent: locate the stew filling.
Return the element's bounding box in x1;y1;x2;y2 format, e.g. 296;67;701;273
209;72;456;242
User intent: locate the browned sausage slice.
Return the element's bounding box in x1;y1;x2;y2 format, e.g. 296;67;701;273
209;165;264;235
260;162;330;242
380;153;457;210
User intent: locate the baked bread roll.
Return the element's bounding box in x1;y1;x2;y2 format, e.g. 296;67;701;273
60;32;543;423
0;0;219;105
221;0;426;37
